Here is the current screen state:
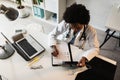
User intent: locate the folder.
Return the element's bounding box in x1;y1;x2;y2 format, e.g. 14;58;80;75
75;56;117;80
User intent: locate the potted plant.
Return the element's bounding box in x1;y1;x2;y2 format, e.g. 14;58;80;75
16;0;24;9
16;0;29;18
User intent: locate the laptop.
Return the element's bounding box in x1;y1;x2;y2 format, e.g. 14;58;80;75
15;34;45;59
1;32;45;61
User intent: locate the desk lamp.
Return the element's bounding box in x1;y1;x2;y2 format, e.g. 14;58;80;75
0;4;19;59
0;4;19;20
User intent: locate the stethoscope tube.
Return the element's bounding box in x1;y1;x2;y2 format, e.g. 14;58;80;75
66;25;87;41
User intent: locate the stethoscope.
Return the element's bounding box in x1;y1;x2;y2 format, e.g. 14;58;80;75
66;25;87;41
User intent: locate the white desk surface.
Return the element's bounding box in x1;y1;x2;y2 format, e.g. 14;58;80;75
0;22;117;80
0;25;88;80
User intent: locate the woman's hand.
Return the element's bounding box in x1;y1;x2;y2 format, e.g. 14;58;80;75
51;45;59;57
77;57;88;67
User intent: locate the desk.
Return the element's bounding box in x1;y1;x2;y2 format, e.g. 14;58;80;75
0;23;117;80
0;26;87;80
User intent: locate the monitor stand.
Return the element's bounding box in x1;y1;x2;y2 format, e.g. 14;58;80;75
0;43;15;59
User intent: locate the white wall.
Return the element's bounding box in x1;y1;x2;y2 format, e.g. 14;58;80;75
67;0;120;31
66;0;76;7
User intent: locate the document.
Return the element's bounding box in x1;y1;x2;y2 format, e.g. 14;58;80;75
52;41;84;66
52;41;70;66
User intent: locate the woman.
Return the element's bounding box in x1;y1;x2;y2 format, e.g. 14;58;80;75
49;3;99;67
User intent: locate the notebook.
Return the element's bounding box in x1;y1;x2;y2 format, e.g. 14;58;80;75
51;41;71;66
52;41;84;67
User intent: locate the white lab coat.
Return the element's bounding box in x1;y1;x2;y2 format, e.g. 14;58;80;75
49;20;99;61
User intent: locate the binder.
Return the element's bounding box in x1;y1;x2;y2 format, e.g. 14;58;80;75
33;6;38;16
37;7;44;18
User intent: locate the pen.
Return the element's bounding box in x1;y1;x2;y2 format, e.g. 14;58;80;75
28;56;40;66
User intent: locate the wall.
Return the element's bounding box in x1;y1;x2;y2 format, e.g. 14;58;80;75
67;0;120;31
66;0;76;7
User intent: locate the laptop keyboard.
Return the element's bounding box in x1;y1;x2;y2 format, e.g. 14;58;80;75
17;39;37;57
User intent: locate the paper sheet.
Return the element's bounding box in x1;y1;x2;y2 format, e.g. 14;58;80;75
52;42;70;65
52;41;84;65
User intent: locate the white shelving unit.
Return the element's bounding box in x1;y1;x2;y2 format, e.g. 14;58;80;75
22;0;33;7
31;0;66;25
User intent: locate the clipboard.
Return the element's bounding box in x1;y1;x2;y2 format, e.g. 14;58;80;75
51;41;71;66
51;41;83;67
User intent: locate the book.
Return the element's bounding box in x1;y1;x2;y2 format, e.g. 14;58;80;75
33;6;38;16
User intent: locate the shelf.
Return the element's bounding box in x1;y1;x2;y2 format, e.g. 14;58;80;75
33;15;57;26
32;0;66;25
45;0;58;13
45;10;57;22
22;0;33;7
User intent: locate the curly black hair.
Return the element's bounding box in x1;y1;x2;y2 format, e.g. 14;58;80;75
63;3;90;25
